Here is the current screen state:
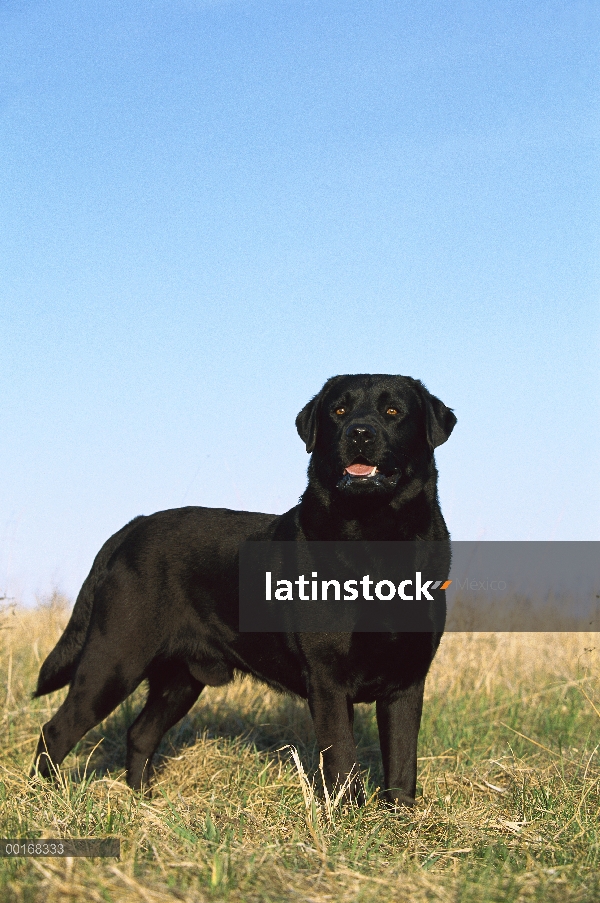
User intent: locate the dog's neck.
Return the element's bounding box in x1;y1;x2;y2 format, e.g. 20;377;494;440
297;462;448;542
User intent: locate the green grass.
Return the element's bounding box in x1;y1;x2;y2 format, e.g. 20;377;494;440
0;594;598;902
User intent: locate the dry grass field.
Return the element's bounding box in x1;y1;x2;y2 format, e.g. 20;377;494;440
0;593;598;902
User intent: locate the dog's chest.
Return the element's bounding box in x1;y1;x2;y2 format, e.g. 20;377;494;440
299;631;438;703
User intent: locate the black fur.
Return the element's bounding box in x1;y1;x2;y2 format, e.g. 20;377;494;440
32;374;455;806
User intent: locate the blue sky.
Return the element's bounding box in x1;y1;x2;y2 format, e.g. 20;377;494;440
1;0;598;603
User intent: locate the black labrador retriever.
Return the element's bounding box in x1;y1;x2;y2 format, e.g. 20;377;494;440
32;374;456;806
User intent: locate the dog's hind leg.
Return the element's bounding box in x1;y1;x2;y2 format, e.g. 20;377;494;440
31;625;153;781
126;661;204;790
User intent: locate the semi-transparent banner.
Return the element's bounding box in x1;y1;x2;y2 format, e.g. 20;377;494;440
238;542;600;632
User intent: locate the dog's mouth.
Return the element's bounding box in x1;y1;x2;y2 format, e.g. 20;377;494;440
344;457;379;478
337;456;400;492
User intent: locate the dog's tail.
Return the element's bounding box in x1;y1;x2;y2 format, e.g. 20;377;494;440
33;516;145;698
32;573;96;697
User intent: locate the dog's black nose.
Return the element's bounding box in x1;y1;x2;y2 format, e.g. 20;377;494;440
346;422;376;441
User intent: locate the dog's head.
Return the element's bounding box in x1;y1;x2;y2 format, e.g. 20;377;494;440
296;374;456;500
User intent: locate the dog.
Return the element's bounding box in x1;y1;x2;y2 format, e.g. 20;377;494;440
32;374;456;806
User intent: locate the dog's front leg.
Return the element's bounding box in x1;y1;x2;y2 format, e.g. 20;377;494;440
376;678;425;807
307;680;364;804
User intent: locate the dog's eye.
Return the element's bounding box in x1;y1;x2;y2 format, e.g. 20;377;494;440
335;407;346;416
386;407;398;416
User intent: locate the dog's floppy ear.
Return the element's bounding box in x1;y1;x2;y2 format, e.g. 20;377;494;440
415;381;457;449
296;376;346;453
295;398;319;453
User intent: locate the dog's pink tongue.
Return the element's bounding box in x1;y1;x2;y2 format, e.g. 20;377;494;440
345;463;375;476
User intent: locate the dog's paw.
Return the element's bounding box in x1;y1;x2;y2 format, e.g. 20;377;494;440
379;789;416;811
